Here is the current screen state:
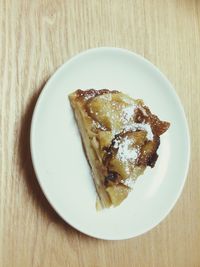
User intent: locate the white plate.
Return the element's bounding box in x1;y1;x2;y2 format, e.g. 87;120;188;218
30;47;190;240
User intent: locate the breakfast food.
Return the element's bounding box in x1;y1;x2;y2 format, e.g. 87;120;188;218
69;89;170;209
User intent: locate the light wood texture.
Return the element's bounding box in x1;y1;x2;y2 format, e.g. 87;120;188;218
0;1;200;266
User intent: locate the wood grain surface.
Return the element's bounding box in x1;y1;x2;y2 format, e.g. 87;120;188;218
0;1;200;266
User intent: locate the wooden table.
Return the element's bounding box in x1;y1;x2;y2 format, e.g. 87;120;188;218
1;1;200;266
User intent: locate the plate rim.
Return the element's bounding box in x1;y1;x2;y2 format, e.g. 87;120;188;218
30;47;190;240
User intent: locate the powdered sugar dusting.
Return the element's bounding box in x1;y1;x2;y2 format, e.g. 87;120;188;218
92;120;107;131
124;122;153;140
113;139;120;148
122;105;137;123
111;103;154;141
121;178;136;188
141;123;153;140
116;136;138;163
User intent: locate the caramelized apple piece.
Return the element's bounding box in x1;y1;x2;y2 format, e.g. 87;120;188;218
138;138;160;167
151;117;170;136
109;158;130;179
106;184;130;206
129;166;145;180
123;131;147;146
87;94;128;131
97;131;113;149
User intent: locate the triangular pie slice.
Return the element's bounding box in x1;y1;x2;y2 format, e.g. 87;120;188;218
69;89;170;209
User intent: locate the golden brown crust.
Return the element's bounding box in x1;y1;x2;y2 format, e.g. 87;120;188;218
73;89;119;103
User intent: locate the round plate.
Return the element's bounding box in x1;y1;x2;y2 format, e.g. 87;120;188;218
30;47;190;240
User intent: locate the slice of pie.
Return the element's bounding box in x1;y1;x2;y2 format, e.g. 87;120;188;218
69;89;170;209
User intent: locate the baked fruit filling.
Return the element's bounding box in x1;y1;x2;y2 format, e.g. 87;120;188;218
69;89;170;209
